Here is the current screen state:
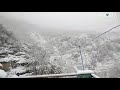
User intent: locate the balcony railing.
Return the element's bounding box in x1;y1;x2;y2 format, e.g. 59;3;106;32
20;70;100;78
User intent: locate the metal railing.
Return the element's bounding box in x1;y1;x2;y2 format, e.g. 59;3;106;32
19;70;100;78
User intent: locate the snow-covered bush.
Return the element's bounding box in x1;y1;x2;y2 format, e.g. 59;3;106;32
26;42;63;75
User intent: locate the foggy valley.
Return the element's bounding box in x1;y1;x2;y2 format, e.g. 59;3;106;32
0;12;120;78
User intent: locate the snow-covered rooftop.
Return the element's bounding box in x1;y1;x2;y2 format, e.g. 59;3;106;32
0;54;26;62
15;52;26;56
16;59;26;64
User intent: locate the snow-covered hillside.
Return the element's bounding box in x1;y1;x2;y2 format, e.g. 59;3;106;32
1;22;120;78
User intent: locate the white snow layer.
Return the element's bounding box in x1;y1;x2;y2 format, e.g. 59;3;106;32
0;69;7;78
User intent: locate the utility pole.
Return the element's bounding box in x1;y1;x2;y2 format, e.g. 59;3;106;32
79;46;84;70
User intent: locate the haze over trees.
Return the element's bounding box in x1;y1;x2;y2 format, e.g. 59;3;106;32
0;23;120;78
0;12;120;78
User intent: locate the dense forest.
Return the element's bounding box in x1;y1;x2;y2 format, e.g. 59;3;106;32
0;24;120;78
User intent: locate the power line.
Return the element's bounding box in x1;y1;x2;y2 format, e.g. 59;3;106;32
79;25;120;70
84;25;120;48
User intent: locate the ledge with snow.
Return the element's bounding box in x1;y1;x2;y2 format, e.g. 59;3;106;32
19;70;100;78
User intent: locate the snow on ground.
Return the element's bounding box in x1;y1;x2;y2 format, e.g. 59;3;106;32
16;59;26;64
6;74;19;78
6;66;27;78
10;66;26;74
19;73;33;77
0;69;7;78
15;52;26;56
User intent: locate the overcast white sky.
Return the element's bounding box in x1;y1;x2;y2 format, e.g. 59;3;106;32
0;12;119;32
